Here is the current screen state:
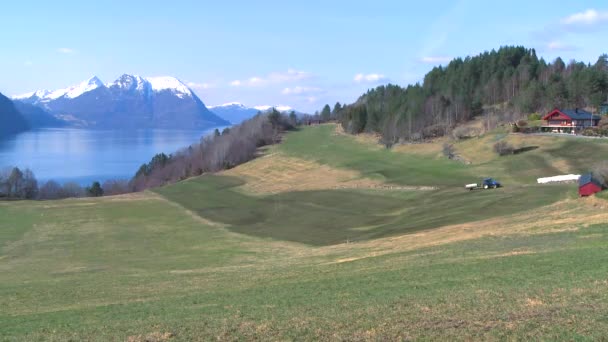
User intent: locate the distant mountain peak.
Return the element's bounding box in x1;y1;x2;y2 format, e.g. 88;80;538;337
145;76;193;98
86;75;103;85
13;89;51;100
253;105;293;112
208;102;245;109
64;76;104;99
108;74;147;91
209;102;301;125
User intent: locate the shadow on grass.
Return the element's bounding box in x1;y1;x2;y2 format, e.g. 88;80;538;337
513;146;539;154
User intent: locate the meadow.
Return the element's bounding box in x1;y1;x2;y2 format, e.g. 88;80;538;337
1;124;608;340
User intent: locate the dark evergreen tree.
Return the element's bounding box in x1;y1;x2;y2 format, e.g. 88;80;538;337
320;104;331;122
87;181;104;197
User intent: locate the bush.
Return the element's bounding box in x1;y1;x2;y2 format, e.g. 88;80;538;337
421;124;448;139
519;126;541;134
493;141;514;156
452;126;480;140
516;119;528;128
592;161;608;186
442;143;455;159
581;128;608;137
528;113;541;121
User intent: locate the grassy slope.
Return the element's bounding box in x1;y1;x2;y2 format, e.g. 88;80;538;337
156;175;570;246
279;125;473;186
2;124;608;340
455;128;608;183
156;125;572;245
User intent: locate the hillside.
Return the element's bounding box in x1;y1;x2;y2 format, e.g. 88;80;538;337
12;101;67;128
336;46;608;143
2;124;608;340
0;92;29;136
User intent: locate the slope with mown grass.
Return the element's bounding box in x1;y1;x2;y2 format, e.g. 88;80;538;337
2;124;608;340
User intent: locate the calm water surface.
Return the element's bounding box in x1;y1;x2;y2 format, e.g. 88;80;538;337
0;127;226;185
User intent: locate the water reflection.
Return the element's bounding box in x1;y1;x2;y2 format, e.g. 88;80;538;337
0;127;225;184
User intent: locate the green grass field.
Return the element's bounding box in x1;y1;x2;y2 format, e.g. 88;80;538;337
1;124;608;340
156;175;571;246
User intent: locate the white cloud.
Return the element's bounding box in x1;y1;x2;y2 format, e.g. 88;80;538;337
186;81;213;90
268;69;311;83
561;9;608;26
420;56;452;64
282;86;323;95
546;41;577;51
231;69;312;87
354;73;388;83
248;76;264;85
57;47;75;54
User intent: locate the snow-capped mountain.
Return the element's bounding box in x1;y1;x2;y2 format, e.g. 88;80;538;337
13;75;228;129
14;76;105;102
209;102;303;125
253;105;294;112
208;102;260;124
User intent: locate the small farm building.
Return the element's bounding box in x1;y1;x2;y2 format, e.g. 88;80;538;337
578;173;603;197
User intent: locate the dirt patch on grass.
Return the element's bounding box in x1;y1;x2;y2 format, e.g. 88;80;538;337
223;151;437;194
127;331;174;342
333;124;383;148
526;298;545;307
222;153;387;194
334;124;444;156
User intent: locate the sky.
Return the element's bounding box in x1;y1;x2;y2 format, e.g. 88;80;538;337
1;0;607;112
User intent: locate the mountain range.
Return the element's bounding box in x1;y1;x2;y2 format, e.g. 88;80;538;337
6;75;306;134
208;102;304;125
14;75;229;129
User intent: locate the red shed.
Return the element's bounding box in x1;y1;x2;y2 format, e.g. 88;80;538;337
579;173;603;197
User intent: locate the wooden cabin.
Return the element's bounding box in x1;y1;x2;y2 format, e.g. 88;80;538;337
541;108;601;134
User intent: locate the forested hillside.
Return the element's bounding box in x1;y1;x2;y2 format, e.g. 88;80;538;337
0;92;29;137
337;46;608;144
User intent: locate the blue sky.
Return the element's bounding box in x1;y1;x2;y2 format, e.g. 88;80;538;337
1;0;607;112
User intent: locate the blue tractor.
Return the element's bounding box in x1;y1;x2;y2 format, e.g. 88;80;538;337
465;178;502;190
482;178;501;189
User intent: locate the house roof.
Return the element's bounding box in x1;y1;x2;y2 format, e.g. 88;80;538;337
579;173;603;188
543;109;601;121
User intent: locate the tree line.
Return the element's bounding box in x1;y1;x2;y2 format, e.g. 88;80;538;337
131;110;294;190
0;168;112;200
328;46;608;146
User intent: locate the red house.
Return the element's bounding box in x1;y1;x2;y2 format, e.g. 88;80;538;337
579;173;603;197
541;108;601;134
